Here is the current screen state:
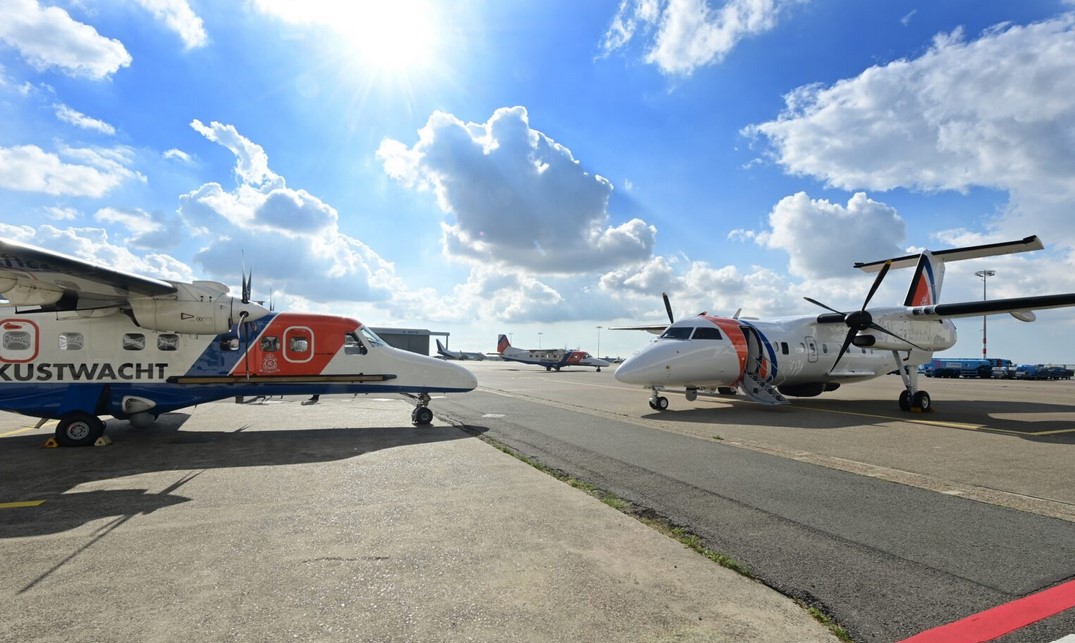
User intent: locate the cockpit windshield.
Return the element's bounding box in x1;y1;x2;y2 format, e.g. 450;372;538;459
359;326;386;347
659;326;693;340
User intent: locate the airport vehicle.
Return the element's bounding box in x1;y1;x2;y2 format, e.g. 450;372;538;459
0;237;478;446
614;236;1075;412
435;339;485;360
496;334;610;372
919;357;1013;378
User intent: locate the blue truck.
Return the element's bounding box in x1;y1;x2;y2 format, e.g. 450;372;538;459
919;357;1014;379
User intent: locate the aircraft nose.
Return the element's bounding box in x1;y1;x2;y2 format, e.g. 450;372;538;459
614;346;667;385
443;359;478;391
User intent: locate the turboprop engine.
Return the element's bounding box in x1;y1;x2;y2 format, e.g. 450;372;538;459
128;281;269;334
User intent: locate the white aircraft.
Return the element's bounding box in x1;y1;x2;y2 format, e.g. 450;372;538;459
0;237;477;446
614;236;1075;412
435;339;485;361
496;334;610;372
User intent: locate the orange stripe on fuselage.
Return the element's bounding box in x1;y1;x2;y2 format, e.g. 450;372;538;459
231;313;357;377
706;316;748;374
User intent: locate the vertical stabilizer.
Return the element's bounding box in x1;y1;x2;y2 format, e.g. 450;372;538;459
904;251;945;306
497;334;510;354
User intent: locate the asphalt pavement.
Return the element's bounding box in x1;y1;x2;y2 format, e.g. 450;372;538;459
0;395;835;642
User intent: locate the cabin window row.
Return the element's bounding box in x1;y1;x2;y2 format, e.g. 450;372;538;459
0;331;184;352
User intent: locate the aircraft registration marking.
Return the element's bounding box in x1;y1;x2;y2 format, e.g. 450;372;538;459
0;500;45;509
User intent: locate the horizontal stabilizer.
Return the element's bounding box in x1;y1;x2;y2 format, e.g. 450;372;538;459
856;235;1043;272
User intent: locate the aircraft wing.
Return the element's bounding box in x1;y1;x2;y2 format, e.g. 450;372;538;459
0;237;177;310
856;235;1044;272
609;324;667;335
911;293;1075;319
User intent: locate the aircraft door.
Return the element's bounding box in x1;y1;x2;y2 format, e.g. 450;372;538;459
805;337;818;363
741;324;778;384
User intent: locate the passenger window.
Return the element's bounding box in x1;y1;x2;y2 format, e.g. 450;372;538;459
780;342;789;355
260;336;280;352
692;327;723;340
158;334;179;351
220;336;240;351
3;331;31;351
59;332;84;351
123;334;146;351
289;336;310;353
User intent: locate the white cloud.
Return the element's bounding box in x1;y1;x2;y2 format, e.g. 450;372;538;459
745;14;1075;248
0;143;143;197
601;0;803;76
94;206;182;250
0;0;131;79
134;0;208;50
44;206;78;221
739;192;906;279
54;103;116;135
163;148;192;163
180;120;400;304
378;106;656;273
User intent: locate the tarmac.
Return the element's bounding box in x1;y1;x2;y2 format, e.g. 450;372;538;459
0;395;836;642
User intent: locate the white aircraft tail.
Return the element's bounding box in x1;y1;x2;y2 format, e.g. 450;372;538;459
855;235;1044;307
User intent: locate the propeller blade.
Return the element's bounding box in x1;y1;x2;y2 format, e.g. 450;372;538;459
861;260;891;310
662;292;674;324
803;296;845;316
830;328;857;372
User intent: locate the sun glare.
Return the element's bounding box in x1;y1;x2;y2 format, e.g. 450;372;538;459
335;1;440;74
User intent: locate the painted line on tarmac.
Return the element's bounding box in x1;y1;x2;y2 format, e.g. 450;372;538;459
802;406;1074;436
0;500;46;509
899;577;1075;643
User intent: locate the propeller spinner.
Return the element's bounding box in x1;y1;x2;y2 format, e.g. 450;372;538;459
804;260;924;371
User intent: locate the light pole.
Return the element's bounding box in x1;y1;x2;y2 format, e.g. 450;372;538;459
595;325;602;358
975;269;995;358
538;332;543;349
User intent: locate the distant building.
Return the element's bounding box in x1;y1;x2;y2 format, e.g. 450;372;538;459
369;327;449;356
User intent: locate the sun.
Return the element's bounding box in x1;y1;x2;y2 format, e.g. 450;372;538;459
334;1;440;74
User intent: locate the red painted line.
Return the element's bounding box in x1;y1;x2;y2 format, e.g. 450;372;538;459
899;578;1075;643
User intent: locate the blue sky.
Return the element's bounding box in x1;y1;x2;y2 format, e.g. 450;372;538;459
2;0;1075;362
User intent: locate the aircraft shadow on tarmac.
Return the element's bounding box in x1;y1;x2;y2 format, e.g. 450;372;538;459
0;413;484;539
641;396;1075;444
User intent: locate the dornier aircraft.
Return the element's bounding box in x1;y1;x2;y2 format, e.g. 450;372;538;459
435;339;485;361
495;334;610;372
0;237;477;447
614;236;1075;413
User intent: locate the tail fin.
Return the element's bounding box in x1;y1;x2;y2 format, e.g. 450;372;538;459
904;251;944;306
436;339;448;353
497;334;510;353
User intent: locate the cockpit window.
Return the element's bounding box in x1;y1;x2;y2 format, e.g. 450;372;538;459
344;332;368;355
692;327;723;340
659;327;693;340
359;326;386;347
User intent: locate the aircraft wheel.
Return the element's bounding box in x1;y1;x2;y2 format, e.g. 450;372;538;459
654;396;669;411
717;387;736;395
554;366;561;371
546;366;552;371
56;413;105;447
913;391;931;412
898;390;913;412
596;367;601;372
412;407;434;426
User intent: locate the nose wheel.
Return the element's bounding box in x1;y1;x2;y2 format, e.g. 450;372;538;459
409;392;434;426
648;391;669;411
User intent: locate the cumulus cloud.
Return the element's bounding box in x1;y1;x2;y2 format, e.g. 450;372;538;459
745;14;1075;247
378;106;656;273
94;206;183;250
0;0;131;79
737;192;906;279
601;0;804;76
134;0;208;50
0;143;144;197
180;120;399;303
54;103;116;135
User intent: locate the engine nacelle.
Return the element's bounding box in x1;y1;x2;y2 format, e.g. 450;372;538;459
129;297;236;334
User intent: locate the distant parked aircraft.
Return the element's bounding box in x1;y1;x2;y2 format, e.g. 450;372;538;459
496;335;610;372
436;339;485;361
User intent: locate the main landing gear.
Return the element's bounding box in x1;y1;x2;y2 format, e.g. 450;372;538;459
410;393;435;426
894;351;932;412
648;390;669;411
55;412;106;447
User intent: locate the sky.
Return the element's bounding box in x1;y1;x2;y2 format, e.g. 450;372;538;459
2;0;1075;363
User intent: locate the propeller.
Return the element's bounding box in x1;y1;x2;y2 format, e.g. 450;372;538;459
662;292;674;324
803;260;925;371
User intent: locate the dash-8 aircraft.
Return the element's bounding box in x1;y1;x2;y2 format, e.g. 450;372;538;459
614;236;1075;413
0;237;477;446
